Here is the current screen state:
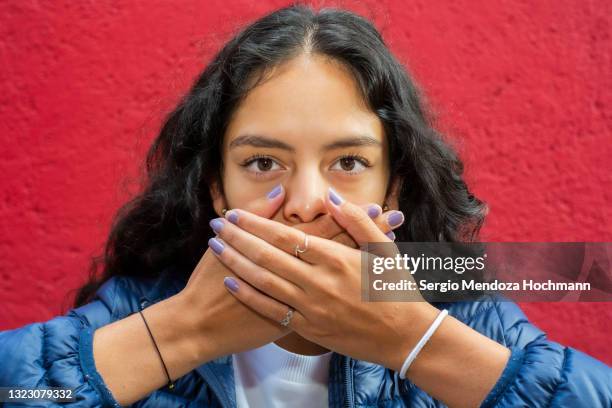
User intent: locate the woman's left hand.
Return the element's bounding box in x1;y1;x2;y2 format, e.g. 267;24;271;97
207;187;440;372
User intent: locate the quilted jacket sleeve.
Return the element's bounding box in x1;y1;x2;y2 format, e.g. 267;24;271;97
479;300;612;407
0;278;126;407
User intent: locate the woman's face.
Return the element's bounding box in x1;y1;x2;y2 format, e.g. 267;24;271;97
213;53;397;225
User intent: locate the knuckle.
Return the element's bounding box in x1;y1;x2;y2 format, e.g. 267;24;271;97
301;324;316;338
346;205;368;223
355;212;371;227
328;253;348;272
319;278;342;301
253;248;273;265
221;224;236;241
220;246;236;266
289;316;302;331
308;304;327;321
307;323;330;340
373;219;387;233
255;273;274;292
309;273;340;304
276;229;295;249
239;287;253;303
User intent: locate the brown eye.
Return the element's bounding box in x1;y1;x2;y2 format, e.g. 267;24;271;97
257;158;273;171
339;157;356;171
330;155;370;175
242;155;282;175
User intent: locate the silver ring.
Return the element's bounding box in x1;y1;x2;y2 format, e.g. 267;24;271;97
280;307;294;327
294;233;309;258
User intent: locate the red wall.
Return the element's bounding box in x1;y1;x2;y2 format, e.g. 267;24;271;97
1;1;610;365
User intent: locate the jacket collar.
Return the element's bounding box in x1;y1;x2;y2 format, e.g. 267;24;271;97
139;266;357;408
193;347;354;408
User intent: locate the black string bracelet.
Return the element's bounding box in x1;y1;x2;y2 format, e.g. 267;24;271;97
138;309;175;390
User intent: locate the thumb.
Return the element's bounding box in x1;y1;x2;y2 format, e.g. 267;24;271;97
325;187;395;246
232;183;285;220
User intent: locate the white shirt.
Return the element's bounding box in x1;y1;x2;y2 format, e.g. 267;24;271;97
232;341;333;408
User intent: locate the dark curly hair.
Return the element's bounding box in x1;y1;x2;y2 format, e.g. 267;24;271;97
72;3;487;308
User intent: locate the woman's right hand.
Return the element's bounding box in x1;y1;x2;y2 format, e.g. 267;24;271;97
178;187;290;360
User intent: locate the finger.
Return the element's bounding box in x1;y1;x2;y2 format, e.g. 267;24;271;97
360;203;402;242
212;213;336;287
326;188;400;258
360;203;405;234
331;231;359;248
361;203;383;219
292;204;389;246
381;209;405;231
208;236;305;308
360;203;401;240
230;183;286;219
223;276;307;331
222;208;347;268
292;213;344;240
326;187;393;245
288;204;384;241
331;224;395;248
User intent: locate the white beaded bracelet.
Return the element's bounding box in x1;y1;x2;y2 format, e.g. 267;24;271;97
399;309;449;379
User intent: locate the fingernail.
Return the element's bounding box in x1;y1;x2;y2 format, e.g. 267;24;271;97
328;187;343;205
267;184;282;199
224;277;239;292
388;211;404;227
367;204;381;218
209;218;225;234
208;237;224;254
226;210;239;224
385;230;396;240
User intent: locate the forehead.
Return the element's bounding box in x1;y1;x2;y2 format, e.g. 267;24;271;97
223;53;384;148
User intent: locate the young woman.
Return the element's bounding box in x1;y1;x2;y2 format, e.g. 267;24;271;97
1;4;610;408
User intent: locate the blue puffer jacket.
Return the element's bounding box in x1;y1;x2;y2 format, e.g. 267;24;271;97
1;266;610;407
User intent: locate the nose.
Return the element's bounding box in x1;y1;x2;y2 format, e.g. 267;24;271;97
282;165;328;224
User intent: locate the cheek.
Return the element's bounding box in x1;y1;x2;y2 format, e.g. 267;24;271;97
339;168;389;205
222;164;272;208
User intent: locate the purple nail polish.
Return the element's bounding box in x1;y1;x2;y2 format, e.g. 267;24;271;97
267;184;282;199
328;187;343;205
388;211;404;227
367;205;381;218
208;237;224;254
224;277;239;292
385;230;396;240
227;210;239;224
209;218;224;234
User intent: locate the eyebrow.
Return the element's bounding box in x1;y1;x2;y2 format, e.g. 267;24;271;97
228;134;382;152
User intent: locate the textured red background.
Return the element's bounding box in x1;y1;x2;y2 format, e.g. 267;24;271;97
1;1;610;365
